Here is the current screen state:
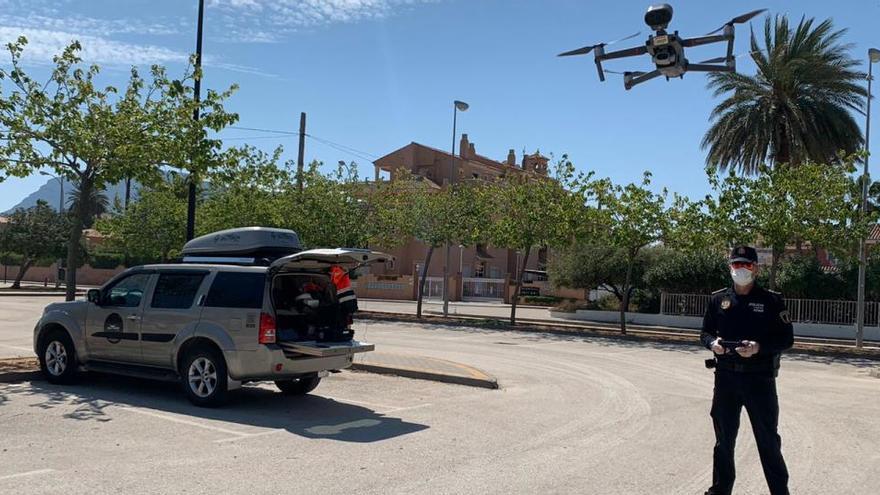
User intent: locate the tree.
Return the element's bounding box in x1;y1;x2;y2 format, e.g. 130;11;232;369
486;156;584;325
643;250;729;294
0;201;67;288
67;182;109;228
589;173;668;333
98;184;187;263
0;38;238;300
702;16;866;173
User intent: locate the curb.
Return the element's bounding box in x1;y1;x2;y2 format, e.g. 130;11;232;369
350;362;499;389
0;292;83;297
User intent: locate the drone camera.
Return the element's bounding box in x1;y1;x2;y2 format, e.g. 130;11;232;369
645;3;673;31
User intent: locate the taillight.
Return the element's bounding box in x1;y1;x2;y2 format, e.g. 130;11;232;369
259;313;276;344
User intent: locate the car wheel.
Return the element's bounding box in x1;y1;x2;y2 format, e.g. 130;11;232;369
181;347;228;407
275;374;321;395
39;330;78;384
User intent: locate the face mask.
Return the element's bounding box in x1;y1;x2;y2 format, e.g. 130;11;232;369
730;267;754;286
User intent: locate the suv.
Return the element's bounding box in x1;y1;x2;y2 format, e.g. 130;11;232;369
33;227;390;407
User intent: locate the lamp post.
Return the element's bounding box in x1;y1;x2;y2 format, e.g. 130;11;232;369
443;100;469;317
856;47;880;348
39;171;64;214
186;0;205;241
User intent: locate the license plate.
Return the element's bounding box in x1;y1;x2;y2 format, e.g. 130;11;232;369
653;35;668;46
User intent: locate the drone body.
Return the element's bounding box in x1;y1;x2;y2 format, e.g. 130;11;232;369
559;4;766;90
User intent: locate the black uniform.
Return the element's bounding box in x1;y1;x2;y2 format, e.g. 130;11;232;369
701;284;794;495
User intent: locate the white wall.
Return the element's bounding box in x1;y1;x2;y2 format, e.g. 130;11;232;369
549;310;880;342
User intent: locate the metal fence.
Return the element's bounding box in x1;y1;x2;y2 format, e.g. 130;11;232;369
462;277;506;301
661;293;880;326
419;277;445;300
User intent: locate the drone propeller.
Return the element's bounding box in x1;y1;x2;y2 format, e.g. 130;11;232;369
706;8;767;35
557;32;641;57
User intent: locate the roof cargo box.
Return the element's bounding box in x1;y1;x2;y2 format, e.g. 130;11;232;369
181;227;302;265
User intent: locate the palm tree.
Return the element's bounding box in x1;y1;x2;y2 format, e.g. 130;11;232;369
67;183;110;228
702;15;867;173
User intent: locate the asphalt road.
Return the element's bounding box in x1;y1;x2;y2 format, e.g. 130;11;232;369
2;297;880;494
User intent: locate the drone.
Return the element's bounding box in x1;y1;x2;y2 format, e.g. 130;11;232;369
558;4;766;90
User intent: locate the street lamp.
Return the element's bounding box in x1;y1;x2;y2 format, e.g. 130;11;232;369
443;100;469;317
856;47;880;348
39;171;64;214
186;0;206;241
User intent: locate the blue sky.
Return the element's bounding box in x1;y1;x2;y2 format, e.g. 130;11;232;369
0;0;877;212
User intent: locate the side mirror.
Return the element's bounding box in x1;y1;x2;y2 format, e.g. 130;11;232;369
87;289;101;305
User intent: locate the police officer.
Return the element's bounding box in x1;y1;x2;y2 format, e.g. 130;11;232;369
702;246;794;495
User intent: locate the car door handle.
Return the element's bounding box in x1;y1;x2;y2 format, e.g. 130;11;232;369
126;315;141;321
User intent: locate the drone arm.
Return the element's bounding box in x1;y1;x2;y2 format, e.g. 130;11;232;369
681;34;730;48
624;70;662;90
595;59;605;82
598;45;648;61
686;64;735;73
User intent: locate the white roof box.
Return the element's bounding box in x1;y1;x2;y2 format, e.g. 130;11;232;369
181;227;302;265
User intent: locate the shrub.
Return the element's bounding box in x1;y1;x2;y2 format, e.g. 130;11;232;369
88;251;125;270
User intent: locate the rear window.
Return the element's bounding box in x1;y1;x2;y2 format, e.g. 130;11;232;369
205;272;265;309
151;272;206;309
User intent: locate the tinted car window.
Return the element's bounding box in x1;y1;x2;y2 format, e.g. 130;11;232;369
106;273;151;308
151;273;206;309
205;272;265;309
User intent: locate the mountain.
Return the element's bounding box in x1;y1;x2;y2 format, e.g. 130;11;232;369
2;179;137;215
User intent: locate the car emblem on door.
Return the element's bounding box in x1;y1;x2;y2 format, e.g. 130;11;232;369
104;313;123;344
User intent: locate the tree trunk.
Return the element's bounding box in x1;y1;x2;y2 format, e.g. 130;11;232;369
619;254;635;335
65;176;92;301
510;245;532;326
416;245;435;319
769;246;781;291
11;258;32;289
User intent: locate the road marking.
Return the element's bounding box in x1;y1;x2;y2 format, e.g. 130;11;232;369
325;396;400;411
377;403;432;414
0;343;33;352
214;428;286;444
117;406;248;438
0;469;56;481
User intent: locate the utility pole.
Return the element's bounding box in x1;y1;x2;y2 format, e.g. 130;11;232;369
297;112;306;193
443;100;469;317
856;47;880;348
186;0;205;241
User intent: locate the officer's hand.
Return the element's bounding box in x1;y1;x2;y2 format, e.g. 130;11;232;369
735;340;760;358
711;338;725;355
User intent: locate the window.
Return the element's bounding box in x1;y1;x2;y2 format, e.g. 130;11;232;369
205;272;265;309
105;273;151;308
151;272;206;309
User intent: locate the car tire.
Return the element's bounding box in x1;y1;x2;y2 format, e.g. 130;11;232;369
275;374;321;395
181;347;228;407
38;329;78;385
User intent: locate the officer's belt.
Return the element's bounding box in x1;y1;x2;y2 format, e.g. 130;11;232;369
714;357;777;374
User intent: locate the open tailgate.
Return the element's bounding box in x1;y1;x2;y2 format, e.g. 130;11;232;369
278;340;375;357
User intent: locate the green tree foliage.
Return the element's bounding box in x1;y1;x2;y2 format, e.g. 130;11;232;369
643;250;729;294
0;38;238;299
98;184;187;263
702;16;866;172
0;200;67;288
549;244;656;306
775;255;847;300
67;182;109;228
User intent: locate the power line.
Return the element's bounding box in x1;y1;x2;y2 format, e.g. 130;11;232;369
227;125;298;136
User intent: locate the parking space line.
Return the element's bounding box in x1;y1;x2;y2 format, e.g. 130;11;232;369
324;396;400;411
376;403;432;415
0;469;56;481
214;429;285;444
117;406;248;438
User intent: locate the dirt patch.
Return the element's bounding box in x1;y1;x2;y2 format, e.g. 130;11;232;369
0;357;40;383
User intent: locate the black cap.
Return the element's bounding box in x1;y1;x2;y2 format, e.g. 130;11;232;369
729;245;758;263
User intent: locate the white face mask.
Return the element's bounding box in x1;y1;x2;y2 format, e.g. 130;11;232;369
730;267;754;286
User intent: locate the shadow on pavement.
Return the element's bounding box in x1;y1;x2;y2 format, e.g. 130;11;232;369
0;373;429;443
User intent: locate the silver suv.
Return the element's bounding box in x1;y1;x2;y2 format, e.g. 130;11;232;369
33;227;389;407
